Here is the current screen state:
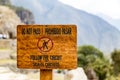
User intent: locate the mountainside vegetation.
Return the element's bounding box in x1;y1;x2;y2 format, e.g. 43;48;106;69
78;45;120;80
0;0;35;24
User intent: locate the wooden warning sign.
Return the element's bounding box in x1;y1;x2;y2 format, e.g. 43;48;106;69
17;25;77;69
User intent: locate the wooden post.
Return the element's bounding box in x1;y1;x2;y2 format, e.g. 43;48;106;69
40;69;52;80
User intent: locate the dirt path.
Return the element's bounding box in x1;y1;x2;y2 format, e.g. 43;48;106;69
0;49;11;59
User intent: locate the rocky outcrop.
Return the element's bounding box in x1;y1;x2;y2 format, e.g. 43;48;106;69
0;0;35;24
86;68;99;80
0;6;21;38
0;0;35;39
15;8;35;24
64;68;88;80
0;0;11;5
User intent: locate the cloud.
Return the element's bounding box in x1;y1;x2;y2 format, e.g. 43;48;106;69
59;0;120;19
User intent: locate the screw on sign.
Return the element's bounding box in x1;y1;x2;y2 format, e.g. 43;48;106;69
37;37;53;52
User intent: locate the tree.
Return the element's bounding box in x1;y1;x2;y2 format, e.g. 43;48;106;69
78;45;112;80
111;49;120;75
78;45;104;67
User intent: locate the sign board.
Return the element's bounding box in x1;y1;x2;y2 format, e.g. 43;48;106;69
17;25;77;69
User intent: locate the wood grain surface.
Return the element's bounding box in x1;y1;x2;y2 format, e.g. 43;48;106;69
17;25;77;69
40;69;52;80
